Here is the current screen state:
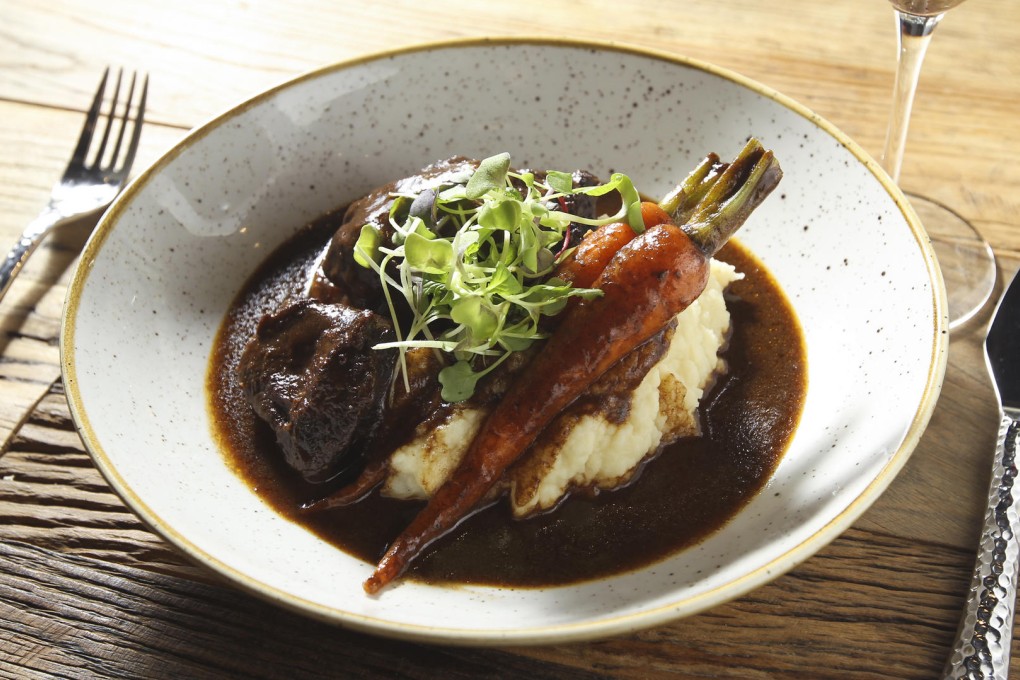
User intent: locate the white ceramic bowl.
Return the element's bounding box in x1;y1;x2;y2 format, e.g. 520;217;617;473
61;38;948;645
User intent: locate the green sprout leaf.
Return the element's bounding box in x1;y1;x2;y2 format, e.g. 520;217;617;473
477;196;521;232
573;173;645;233
408;188;438;229
613;173;646;234
353;224;382;268
438;360;483;402
545;170;573;194
465;152;511;199
450;296;500;343
404;231;453;275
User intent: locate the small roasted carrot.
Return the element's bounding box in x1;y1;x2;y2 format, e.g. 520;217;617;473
554;202;673;289
553;221;636;288
639;201;672;229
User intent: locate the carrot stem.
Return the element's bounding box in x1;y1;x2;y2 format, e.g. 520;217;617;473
659;138;783;257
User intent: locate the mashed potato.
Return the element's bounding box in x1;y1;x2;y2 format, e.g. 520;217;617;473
381;259;741;517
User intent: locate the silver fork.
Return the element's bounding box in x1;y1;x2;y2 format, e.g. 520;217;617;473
0;68;148;302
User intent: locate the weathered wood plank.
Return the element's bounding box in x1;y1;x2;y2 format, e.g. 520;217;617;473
0;541;613;680
0;516;996;678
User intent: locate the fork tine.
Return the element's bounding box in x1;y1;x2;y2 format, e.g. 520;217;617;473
69;67;110;168
90;68;123;171
119;73;148;174
104;71;135;171
0;68;150;303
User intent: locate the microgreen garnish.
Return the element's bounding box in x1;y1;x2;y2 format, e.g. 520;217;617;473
354;153;644;402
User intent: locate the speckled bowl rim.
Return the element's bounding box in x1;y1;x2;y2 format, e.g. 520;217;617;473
60;36;949;646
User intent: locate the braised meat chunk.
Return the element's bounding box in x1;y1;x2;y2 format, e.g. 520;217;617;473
315;156;479;310
238;299;395;483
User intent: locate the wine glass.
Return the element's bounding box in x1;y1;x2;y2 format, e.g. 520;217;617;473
882;0;996;330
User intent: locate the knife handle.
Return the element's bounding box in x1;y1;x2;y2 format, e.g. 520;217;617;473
944;413;1020;679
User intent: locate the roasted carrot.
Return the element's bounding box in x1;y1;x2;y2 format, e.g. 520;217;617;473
553;221;636;288
363;139;782;593
639;201;673;229
553;202;672;289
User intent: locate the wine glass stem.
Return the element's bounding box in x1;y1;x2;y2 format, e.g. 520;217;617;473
881;11;944;183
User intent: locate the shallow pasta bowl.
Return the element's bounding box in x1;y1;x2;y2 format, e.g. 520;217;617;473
60;38;948;645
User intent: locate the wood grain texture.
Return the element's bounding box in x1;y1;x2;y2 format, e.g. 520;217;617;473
0;544;612;680
1;0;1019;676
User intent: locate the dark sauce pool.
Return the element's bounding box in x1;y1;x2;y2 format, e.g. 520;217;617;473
207;209;807;588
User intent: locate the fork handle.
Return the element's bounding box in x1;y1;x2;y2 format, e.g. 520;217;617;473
944;412;1020;679
0;206;62;303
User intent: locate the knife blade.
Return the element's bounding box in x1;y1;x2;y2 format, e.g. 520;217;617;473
945;268;1020;680
987;274;1020;416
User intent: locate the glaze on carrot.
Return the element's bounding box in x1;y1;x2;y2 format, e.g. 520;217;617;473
553;202;672;289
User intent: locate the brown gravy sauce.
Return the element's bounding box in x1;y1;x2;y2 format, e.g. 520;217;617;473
207;209;807;588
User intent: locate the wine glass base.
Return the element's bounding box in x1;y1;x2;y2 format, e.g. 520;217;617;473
906;192;996;331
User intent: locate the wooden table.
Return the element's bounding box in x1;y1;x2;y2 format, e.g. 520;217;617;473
1;1;1018;677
